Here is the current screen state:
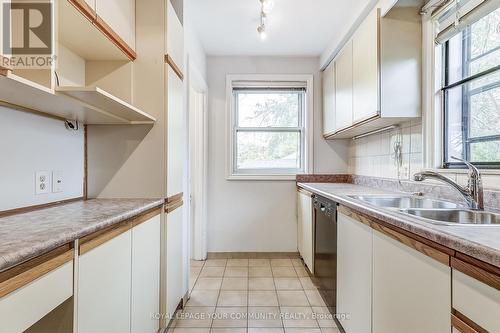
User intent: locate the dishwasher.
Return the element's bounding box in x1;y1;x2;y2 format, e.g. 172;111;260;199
313;194;337;311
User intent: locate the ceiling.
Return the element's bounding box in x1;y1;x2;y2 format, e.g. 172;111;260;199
186;0;371;57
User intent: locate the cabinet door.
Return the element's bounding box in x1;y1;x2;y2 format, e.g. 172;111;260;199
352;7;379;123
335;41;353;131
167;66;185;197
452;268;500;332
166;207;184;316
131;215;161;333
78;230;132;333
372;230;451;333
297;191;304;256
322;60;336;136
166;0;184;70
297;190;313;272
96;0;135;49
337;212;372;333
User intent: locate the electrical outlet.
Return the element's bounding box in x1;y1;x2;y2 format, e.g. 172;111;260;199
52;170;63;193
35;171;50;195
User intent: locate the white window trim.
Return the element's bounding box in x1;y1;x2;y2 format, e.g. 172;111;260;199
225;74;314;181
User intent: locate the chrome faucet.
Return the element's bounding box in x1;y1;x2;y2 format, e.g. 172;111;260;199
413;157;484;210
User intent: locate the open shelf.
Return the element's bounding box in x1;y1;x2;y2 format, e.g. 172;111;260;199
0;74;155;124
56;86;156;123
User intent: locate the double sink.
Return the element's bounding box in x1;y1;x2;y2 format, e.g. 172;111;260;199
350;195;500;226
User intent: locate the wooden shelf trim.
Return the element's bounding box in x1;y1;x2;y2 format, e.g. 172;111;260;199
452;309;488;333
0;247;74;298
166;192;183;204
79;207;162;255
339;205;451;265
67;0;136;61
451;257;500;291
165;54;184;81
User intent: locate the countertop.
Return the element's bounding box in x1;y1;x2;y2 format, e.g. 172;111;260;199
298;182;500;268
0;198;164;273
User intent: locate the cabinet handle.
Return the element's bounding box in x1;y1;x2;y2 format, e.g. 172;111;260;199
451;311;488;333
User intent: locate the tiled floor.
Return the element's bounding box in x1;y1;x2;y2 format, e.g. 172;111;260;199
169;258;341;333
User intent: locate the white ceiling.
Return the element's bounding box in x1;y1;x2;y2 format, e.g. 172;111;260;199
186;0;372;57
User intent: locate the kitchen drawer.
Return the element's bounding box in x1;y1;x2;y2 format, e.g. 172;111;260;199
453;268;500;332
0;257;73;333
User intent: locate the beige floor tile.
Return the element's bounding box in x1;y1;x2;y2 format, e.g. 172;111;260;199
277;291;310;306
285;329;321;333
305;290;327;307
225;267;248;277
227;259;249;267
271;259;293;267
248;291;279;306
294;266;309;277
248;306;282;328
291;259;304;267
248;329;285;333
249;278;275;291
189;276;197;292
298;277;316;290
274;278;302;290
280;307;318;328
171;329;210;333
200;266;225;278
205;259;227;267
210;329;246;333
191;266;203;276
272;267;297;278
320;328;342;333
312;307;337;328
250;266;273;277
212;307;248;328
190;260;205;268
186;290;219;307
217;291;248;306
174;307;214;328
221;277;248;291
194;278;223;290
249;259;271;266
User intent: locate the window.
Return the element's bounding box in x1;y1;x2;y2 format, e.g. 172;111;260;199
441;5;500;168
227;75;313;179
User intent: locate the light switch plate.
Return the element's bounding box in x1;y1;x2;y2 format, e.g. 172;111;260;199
35;171;50;195
52;170;63;193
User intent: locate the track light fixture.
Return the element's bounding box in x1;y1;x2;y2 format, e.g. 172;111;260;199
257;0;274;40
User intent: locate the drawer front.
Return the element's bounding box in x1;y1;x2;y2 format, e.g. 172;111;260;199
0;261;73;333
453;269;500;332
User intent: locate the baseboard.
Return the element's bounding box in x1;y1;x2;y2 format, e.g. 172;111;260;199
207;252;300;259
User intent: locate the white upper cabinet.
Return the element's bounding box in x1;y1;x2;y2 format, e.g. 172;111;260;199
322;60;336;137
167;0;184;70
372;230;451;333
352;8;379;123
334;40;353;131
96;0;136;50
325;4;421;139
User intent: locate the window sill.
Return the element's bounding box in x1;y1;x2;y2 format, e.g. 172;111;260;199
226;174;299;181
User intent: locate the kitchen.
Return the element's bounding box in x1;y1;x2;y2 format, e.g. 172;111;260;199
0;0;499;332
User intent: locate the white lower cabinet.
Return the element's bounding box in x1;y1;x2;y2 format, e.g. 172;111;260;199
166;207;184;317
78;230;132;333
0;260;73;333
372;229;451;333
337;212;372;333
452;268;500;332
131;215;161;333
297;190;314;273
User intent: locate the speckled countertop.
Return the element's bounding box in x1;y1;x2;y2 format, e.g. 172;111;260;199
298;182;500;268
0;198;164;272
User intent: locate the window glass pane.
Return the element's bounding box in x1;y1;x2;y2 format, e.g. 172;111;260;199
470;140;500;162
237;91;301;127
236;131;300;170
470;8;500;59
469;85;500;138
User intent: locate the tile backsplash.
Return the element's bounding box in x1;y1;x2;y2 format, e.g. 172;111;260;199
347;120;500;190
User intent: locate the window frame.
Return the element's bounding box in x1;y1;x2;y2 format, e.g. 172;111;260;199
441;14;500;169
225;74;314;180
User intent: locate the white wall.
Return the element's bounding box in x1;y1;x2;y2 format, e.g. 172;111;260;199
0;107;84;211
206;56;348;252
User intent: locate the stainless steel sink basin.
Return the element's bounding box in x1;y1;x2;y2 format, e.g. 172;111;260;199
350;195;459;209
403;209;500;226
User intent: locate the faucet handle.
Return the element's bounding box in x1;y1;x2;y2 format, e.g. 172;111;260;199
451;156;481;179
